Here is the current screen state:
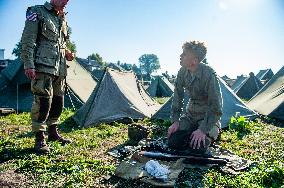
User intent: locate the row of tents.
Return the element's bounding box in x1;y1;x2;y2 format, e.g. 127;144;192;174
73;65;284;127
0;60;283;129
72;67;257;128
223;69;275;100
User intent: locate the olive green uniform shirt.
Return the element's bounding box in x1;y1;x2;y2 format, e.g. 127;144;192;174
20;1;68;76
171;63;223;134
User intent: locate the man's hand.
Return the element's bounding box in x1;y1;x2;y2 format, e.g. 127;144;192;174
25;68;36;80
65;49;74;61
189;129;206;149
167;121;179;138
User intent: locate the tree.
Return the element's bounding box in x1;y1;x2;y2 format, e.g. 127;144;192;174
12;42;22;59
132;64;141;75
66;40;77;54
120;63;132;71
66;27;77;53
88;53;105;66
138;54;160;77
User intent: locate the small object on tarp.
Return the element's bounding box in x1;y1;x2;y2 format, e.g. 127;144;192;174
107;145;139;159
144;160;170;181
127;123;149;145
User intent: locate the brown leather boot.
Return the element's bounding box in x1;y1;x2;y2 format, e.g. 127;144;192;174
34;131;50;154
48;124;72;145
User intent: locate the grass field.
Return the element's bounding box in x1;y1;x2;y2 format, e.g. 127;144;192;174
0;109;283;188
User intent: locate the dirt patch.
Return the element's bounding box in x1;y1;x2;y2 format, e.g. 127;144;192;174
0;170;31;188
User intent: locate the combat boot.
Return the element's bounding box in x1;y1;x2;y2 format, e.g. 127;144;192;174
34;131;50;154
48;124;72;145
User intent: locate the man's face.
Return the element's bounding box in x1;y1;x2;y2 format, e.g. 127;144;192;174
180;50;199;72
51;0;69;9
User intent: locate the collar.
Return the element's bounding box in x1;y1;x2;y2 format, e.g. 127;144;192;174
188;63;203;80
44;1;53;11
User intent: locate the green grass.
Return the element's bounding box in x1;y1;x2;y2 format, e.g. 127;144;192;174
0;110;284;187
0;110;128;187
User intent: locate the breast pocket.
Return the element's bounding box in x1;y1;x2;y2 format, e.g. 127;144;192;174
187;84;201;98
41;18;59;42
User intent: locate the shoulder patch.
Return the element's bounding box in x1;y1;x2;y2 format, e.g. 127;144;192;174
26;8;38;22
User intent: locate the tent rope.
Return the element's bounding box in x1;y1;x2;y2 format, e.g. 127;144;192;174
66;85;76;109
135;75;156;107
69;86;84;104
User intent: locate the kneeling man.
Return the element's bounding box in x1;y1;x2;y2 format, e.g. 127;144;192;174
168;41;222;154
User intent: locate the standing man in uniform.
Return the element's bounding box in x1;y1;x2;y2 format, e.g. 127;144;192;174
167;41;222;154
20;0;74;154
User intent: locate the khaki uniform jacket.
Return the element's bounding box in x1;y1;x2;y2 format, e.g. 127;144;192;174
20;2;69;76
171;63;223;135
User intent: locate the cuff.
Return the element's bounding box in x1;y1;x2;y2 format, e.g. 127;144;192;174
198;119;212;135
24;61;35;69
171;114;180;123
32;121;47;132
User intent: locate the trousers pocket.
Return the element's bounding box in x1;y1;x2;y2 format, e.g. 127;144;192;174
31;74;53;96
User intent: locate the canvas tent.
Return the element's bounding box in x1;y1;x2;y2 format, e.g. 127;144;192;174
0;60;96;112
91;69;105;82
234;72;263;100
73;68;161;127
66;60;97;103
221;75;230;80
221;76;235;88
256;69;274;81
76;57;102;72
152;77;257;128
231;75;247;92
248;66;284;120
0;60;34;112
146;76;174;97
107;63;124;71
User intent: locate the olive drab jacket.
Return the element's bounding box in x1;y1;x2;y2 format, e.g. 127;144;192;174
20;2;69;76
171;63;223;135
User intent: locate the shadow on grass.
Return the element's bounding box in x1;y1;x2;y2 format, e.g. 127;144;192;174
259;115;284;128
15;117;79;139
0;147;35;163
175;167;209;188
14;117;79;138
58;116;134;134
58;116;80;133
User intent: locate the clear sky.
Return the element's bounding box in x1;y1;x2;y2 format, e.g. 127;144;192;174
0;0;283;78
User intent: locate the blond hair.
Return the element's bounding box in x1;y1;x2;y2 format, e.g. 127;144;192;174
182;41;207;62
